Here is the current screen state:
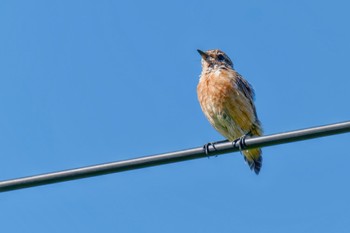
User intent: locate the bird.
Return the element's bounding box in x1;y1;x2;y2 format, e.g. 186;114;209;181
197;49;263;174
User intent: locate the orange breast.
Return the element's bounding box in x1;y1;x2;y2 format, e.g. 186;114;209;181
197;69;258;141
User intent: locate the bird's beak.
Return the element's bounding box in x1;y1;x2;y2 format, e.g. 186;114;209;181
197;49;208;60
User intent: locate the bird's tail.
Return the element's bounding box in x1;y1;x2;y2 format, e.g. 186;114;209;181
243;148;262;175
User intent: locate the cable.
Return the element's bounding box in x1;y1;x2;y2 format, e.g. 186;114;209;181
1;121;350;193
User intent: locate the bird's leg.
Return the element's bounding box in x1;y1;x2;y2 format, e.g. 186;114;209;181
203;139;230;156
233;133;250;154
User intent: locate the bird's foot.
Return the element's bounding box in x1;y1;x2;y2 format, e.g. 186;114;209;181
203;139;229;157
233;134;248;154
203;142;215;156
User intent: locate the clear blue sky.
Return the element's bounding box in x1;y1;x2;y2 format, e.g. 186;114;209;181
1;1;350;232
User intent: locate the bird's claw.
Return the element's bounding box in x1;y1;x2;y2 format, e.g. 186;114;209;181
233;134;248;154
203;142;217;156
203;139;229;157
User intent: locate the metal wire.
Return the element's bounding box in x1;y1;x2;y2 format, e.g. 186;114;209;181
1;121;350;193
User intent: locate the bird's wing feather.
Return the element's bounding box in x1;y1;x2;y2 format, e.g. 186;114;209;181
225;70;262;136
235;73;261;128
236;73;255;103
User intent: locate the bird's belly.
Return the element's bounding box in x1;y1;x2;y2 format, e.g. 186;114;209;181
205;103;245;141
198;84;246;141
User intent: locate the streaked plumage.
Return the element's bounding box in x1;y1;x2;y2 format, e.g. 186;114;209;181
197;49;263;174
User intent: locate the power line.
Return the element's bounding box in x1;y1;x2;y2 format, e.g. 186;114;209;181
1;121;350;193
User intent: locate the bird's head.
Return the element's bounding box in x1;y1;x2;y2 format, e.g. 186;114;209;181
197;49;234;70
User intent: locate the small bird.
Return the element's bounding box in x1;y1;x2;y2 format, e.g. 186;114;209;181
197;49;263;174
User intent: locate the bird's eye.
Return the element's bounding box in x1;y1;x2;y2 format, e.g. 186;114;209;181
217;54;225;61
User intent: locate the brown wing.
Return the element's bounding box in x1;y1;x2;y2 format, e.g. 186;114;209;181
235;72;262;136
229;71;263;174
218;70;260;136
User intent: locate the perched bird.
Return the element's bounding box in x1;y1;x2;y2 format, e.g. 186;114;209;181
197;49;263;174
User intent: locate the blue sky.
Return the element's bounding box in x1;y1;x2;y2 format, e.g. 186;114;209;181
1;1;350;232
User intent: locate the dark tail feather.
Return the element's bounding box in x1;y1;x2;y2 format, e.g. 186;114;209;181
243;148;262;175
